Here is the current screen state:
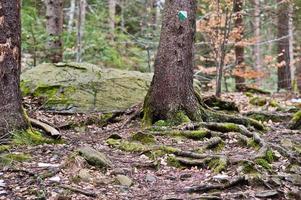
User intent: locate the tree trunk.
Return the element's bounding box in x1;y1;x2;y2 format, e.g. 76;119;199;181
45;0;63;63
288;4;295;89
234;0;245;91
252;0;261;71
0;0;28;137
108;0;116;37
143;0;202;125
277;0;291;91
68;0;76;33
76;0;86;63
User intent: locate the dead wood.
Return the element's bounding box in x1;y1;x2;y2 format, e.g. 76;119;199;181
29;118;61;139
60;184;97;197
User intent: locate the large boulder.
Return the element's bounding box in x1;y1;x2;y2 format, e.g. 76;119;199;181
21;62;152;113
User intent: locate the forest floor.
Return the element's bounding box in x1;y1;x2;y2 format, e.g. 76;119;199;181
0;92;301;200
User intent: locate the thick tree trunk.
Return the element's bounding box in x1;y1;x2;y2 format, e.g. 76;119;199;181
143;0;202;125
277;0;291;91
234;0;245;91
45;0;63;63
0;0;28;136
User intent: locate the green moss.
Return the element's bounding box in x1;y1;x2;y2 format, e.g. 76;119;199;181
247;139;260;150
173;111;191;125
242;162;257;174
167;155;183;168
0;153;31;166
249;96;267;106
106;139;147;152
223;123;240;131
245;92;253;97
154;120;169;127
183;129;210;140
213;141;225;152
255;158;271;170
269;100;279;107
293;144;301;154
98;113;113;126
0;145;11;153
130;132;156;144
159;145;179;153
20;80;32;96
208;158;227;173
292;111;301;122
12;129;62;145
265;150;275;163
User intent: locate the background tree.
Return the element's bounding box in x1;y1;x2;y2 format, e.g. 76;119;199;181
277;0;292;91
0;0;28;137
45;0;63;63
233;0;245;91
143;0;202;124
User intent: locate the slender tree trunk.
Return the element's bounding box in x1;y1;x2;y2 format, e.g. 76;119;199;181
45;0;63;63
108;0;116;37
0;0;28;136
234;0;245;91
143;0;202;125
277;0;291;91
288;4;295;88
68;0;76;33
76;0;86;63
253;0;261;71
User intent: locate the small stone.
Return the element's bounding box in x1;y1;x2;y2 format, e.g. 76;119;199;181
111;168;126;175
78;146;112;168
280;139;293;148
255;190;278;198
213;174;229;181
145;174;156;183
38;163;60;168
180;173;192;181
78;169;92;182
49;176;61;183
116;175;133;187
0;180;6;187
287;174;301;186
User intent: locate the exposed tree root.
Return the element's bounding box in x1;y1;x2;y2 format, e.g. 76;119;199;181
29;118;61;139
244;111;292;122
184;176;247;193
60;184;97;197
203;95;239;112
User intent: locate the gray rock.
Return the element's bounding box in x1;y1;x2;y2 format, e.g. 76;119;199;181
78;169;92;182
116;175;133;187
21;62;152;113
145;174;156;183
255;190;278;198
78;146;112;168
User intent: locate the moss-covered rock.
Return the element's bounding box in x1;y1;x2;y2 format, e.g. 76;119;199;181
78;146;112;168
249;96;267;106
12;129;60;145
130;132;156;144
21;62;152;113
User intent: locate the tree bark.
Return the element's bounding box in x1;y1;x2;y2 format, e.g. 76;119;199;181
76;0;86;63
143;0;202;125
108;0;116;37
252;0;261;71
45;0;63;63
277;0;291;91
68;0;76;33
234;0;245;91
0;0;28;137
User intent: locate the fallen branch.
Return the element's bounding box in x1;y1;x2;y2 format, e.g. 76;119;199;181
29;118;61;139
60;184;97;197
184;176;247;193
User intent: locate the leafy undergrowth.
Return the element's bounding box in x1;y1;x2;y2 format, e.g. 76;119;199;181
0;93;300;199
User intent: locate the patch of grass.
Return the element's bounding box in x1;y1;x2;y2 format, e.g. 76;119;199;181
167;155;182;168
247;139;260;150
255;158;271;170
0;153;31;166
265;149;275;163
208;158;227;173
12;129;62;145
0;145;11;153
